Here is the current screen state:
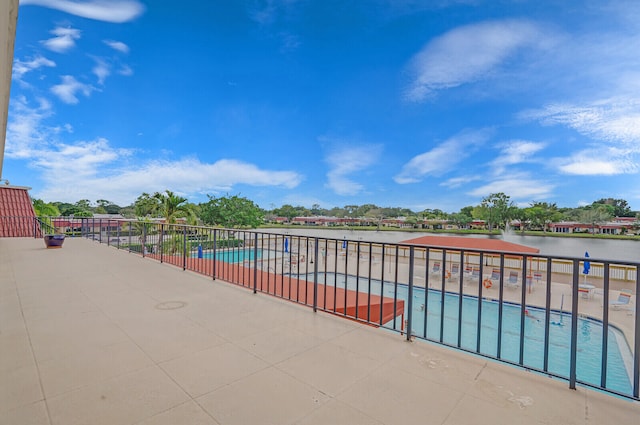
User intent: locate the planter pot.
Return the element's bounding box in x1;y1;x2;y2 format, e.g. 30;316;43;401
44;234;65;248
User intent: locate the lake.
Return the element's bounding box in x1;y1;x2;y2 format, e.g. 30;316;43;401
262;228;640;263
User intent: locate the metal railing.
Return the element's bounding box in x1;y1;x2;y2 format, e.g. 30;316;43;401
5;216;640;400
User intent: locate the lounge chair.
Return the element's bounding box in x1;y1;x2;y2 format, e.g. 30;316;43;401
465;268;480;283
431;262;441;275
506;271;519;289
449;263;460;281
461;265;474;285
610;290;632;310
489;268;501;283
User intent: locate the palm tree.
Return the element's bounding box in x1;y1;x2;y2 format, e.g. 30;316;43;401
131;218;152;254
153;190;196;254
154;190;195;224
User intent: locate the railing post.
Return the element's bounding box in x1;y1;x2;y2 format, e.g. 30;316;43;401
142;224;147;258
519;256;527;365
355;241;361;319
543;258;552;372
160;224;164;263
183;226;187;271
601;263;610;389
212;229;217;281
253;233;259;294
569;260;580;390
634;268;640;398
313;237;319;312
497;254;505;359
406;246;414;341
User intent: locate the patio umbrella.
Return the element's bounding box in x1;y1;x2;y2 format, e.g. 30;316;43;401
284;237;289;253
583;251;590;284
583;251;590;274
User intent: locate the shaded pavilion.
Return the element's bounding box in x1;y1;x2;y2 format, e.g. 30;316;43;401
402;235;540;254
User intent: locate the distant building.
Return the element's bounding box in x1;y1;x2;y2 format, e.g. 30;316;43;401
548;217;638;235
277;215;639;236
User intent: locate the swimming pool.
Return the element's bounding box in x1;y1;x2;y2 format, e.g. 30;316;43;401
202;248;286;264
308;272;634;396
202;248;261;263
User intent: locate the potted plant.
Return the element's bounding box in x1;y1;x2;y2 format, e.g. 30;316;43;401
33;199;65;248
43;232;65;248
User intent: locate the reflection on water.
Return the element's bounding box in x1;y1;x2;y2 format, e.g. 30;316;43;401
263;228;640;262
494;233;639;262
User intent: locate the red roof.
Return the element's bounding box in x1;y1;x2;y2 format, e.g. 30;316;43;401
0;186;41;237
401;235;540;254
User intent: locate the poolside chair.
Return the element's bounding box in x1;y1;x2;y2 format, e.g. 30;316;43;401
469;268;481;282
578;287;592;299
506;271;519;289
449;263;460;281
489;269;501;283
431;262;441;275
461;265;473;285
610;290;632;310
533;272;543;284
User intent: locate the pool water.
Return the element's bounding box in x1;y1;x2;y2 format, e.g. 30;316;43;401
202;248;261;263
312;272;634;396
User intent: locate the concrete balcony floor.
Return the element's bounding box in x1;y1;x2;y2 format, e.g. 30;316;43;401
1;237;638;424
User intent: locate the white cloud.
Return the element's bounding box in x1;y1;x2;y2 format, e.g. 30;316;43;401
21;0;145;23
117;64;133;76
489;140;546;174
103;39;130;53
35;156;303;205
394;129;491;183
33;138;127;177
248;1;302;52
41;26;81;53
524;98;640;145
92;57;110;84
13;55;56;80
405;20;549;101
522;97;640;176
557;148;638;176
7;98;302;203
5;96;53;159
324;143;382;196
440;175;481;189
50;75;95;104
279;32;301;52
467;173;554;201
248;0;283;25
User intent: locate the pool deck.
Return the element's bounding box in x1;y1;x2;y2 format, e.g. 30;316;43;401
2;237;639;424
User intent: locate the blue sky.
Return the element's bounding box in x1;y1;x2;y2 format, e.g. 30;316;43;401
5;0;640;212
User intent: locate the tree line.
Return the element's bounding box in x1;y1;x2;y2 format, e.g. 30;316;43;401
32;191;639;230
